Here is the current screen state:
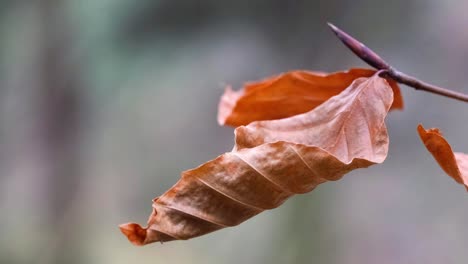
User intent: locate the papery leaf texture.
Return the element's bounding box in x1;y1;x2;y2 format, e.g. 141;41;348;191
120;73;395;246
218;68;403;127
417;124;468;190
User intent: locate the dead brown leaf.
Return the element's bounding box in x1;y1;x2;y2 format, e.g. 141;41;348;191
218;68;403;127
417;124;468;190
120;73;395;246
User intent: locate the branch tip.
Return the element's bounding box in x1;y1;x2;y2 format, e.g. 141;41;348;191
327;22;468;103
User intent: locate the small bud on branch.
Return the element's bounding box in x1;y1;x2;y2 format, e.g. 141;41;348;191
328;23;468;103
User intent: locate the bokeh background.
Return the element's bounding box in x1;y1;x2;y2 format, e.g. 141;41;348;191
1;1;468;263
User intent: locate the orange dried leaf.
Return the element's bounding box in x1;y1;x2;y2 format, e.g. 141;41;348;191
218;68;403;126
417;124;468;190
120;74;395;246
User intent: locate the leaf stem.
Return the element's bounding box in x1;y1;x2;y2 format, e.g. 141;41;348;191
327;23;468;103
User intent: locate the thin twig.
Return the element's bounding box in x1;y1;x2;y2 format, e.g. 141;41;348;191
327;23;468;103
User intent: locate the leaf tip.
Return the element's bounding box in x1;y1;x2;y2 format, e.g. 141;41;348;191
217;86;240;126
119;223;148;246
417;123;424;133
417;123;443;137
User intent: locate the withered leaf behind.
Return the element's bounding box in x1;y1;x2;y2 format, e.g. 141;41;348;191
218;68;403;127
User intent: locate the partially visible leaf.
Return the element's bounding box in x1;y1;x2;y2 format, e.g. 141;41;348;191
417;124;468;190
120;74;395;246
218;68;403;126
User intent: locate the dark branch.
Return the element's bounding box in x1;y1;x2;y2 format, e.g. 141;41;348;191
328;22;468;103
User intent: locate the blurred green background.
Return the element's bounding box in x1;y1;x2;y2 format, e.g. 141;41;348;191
1;1;468;263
